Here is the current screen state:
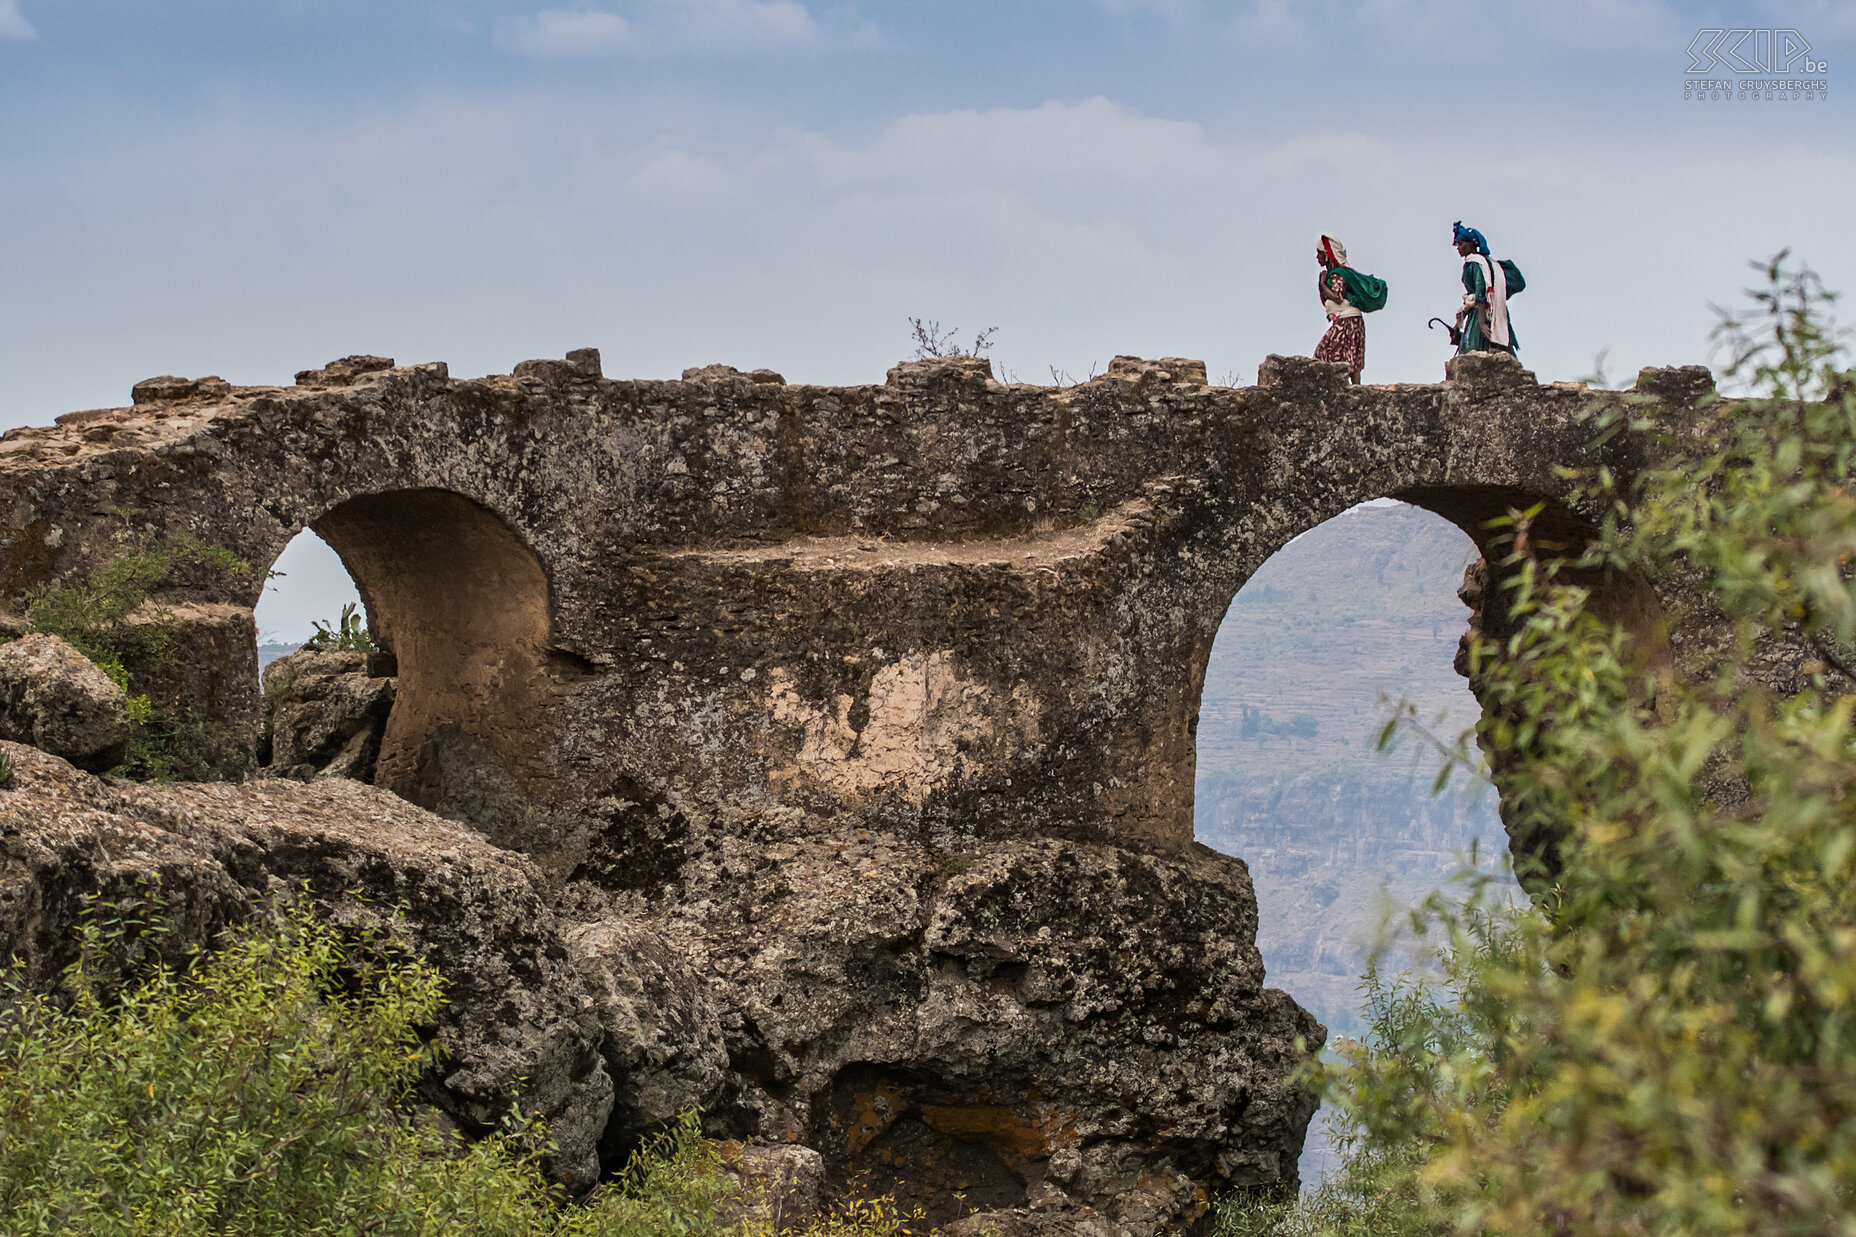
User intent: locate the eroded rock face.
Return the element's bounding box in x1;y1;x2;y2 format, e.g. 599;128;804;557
943;1210;1104;1237
717;1143;826;1230
0;726;1318;1231
0;633;131;772
0;743;611;1189
261;647;396;782
564;916;729;1157
624;826;1322;1231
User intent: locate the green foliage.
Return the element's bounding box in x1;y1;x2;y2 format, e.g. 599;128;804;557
265;665;297;703
23;522;251;669
164;530;252;582
1206;928;1498;1237
96;656;155;727
305;602;377;654
0;892;919;1237
1294;254;1856;1235
119;708;240;783
1206;1189;1295;1236
1;893;482;1235
19;520;253;782
584;1113;739;1236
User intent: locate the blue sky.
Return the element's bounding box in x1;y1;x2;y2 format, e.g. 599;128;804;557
1;1;1849;635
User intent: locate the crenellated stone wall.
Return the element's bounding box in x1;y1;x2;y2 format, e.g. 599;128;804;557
0;349;1706;866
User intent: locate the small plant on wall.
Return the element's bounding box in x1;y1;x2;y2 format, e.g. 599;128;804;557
305;602;377;654
12;516;254;781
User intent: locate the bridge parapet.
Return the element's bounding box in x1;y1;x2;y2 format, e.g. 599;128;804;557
0;350;1707;861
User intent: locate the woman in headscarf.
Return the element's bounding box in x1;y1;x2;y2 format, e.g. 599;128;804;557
1312;235;1387;384
1452;222;1518;355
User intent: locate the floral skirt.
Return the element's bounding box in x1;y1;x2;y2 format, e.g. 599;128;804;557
1314;315;1365;373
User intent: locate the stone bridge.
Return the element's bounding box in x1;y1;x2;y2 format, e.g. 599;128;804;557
0;346;1716;1226
0;348;1705;872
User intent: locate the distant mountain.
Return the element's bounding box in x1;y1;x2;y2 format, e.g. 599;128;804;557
1193;502;1519;1181
1197;502;1484;783
258;642;301;673
1196;502;1511;1030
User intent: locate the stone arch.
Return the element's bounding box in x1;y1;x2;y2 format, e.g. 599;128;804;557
1187;495;1522;1185
1182;481;1667;877
1394;484;1666;648
281;488;560;839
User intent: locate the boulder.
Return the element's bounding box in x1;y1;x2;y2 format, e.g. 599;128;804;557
661;828;1322;1232
262;647;395;782
130;374;232;404
943;1209;1121;1237
0;634;132;772
717;1143;826;1229
294;355;395;388
565;916;729;1156
680;363;784;385
122;603;261;780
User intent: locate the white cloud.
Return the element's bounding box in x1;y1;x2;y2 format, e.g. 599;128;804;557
494;9;633;58
496;0;837;58
785;97;1216;189
0;1;36;41
668;0;819;49
1219;0;1686;57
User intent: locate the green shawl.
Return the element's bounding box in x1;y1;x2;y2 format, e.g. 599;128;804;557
1330;266;1388;313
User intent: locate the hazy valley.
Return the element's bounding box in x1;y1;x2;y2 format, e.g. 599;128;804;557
1194;502;1514;1040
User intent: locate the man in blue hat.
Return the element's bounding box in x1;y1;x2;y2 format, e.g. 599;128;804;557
1452;222;1519;355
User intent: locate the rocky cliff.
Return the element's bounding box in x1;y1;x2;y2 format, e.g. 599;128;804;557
0;731;1318;1232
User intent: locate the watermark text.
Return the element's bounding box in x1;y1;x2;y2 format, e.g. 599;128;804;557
1685;29;1828;100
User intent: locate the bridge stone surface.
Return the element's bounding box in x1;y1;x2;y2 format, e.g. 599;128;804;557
0;349;1706;868
0;347;1715;1227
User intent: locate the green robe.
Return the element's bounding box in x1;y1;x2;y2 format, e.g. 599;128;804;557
1458;260;1517;355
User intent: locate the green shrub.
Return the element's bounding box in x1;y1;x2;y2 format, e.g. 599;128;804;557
17;520;254;781
1205;1189;1294;1237
1207;935;1490;1237
23;523;251;669
305;602;377;655
0;892;919;1237
1292;255;1856;1235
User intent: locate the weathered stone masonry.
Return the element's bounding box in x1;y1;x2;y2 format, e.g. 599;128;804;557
0;349;1714;1231
0;351;1706;861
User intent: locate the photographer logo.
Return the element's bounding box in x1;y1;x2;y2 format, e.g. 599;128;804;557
1684;28;1828;101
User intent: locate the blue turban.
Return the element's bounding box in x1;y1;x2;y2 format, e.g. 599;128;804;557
1452;221;1490;256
